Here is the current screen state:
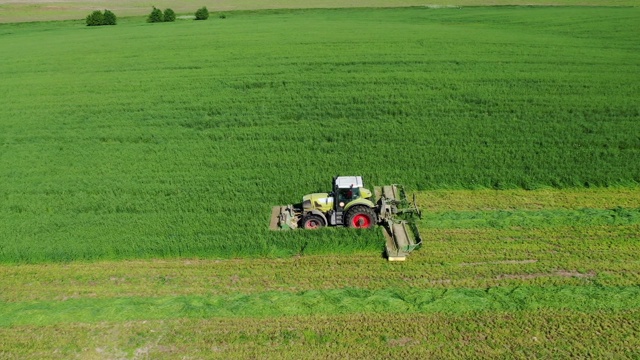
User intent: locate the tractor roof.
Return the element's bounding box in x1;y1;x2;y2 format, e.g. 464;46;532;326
335;176;364;189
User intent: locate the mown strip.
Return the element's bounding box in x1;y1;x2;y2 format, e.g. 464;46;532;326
415;187;640;212
2;285;639;327
418;207;640;229
1;224;638;302
1;310;638;359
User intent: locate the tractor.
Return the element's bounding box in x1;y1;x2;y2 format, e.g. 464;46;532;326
270;176;422;261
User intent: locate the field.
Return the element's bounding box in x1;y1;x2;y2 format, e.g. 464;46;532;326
2;188;640;357
1;4;639;358
3;0;640;23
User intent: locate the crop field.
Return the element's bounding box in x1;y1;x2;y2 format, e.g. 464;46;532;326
1;6;639;263
1;4;639;358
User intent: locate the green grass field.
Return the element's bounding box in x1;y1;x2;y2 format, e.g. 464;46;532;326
1;5;639;358
1;6;639;262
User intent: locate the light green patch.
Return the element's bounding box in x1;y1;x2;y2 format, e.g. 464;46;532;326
1;285;639;327
419;207;640;229
416;187;640;211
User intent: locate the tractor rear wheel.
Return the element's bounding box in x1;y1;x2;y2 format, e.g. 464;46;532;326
301;214;325;230
345;206;376;229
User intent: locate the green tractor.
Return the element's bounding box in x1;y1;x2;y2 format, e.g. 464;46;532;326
270;176;422;261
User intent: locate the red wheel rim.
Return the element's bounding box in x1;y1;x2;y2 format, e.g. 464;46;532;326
351;214;372;228
305;220;320;229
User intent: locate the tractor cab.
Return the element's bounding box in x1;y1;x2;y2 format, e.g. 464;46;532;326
330;176;375;226
333;176;364;207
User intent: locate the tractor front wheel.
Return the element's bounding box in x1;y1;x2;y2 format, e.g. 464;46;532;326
345;206;376;229
301;214;325;230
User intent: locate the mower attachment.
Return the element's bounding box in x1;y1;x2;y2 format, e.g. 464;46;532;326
374;185;423;261
270;205;299;230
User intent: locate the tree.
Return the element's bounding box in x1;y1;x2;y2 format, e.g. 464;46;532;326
147;7;164;23
163;8;176;22
195;6;209;20
86;10;104;26
103;10;117;25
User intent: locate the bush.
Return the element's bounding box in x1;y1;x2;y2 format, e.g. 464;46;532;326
103;10;117;25
86;10;104;26
195;6;209;20
163;8;176;22
85;10;116;26
147;7;164;23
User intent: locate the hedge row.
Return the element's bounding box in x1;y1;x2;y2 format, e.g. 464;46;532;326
86;7;213;26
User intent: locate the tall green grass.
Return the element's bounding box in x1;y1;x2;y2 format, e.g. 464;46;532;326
1;7;639;262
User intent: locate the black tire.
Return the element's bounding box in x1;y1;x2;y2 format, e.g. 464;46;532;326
301;214;325;230
345;206;376;229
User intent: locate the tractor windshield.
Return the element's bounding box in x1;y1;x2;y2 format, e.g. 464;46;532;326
338;187;360;203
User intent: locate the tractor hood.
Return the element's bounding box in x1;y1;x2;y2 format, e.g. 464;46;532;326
361;188;373;199
302;193;334;212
